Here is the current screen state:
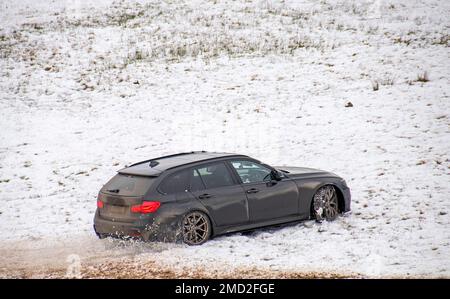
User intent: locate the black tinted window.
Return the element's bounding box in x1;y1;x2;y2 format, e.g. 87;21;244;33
230;160;272;184
103;174;155;196
190;170;205;192
159;169;205;194
159;170;190;194
196;163;234;189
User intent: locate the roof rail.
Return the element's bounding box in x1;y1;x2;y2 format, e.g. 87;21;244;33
164;153;249;171
128;151;208;167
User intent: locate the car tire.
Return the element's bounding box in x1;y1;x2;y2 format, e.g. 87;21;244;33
96;233;108;239
181;211;212;246
312;185;339;222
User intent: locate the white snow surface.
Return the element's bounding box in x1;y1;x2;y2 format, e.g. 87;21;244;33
0;0;449;277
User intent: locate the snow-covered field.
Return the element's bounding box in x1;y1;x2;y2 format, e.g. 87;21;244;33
0;0;449;278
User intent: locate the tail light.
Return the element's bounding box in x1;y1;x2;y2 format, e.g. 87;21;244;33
131;201;161;214
97;193;104;209
97;200;104;209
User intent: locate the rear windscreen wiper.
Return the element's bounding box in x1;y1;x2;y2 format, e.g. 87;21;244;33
106;189;120;193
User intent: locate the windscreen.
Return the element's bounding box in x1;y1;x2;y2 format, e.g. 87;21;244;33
102;174;155;196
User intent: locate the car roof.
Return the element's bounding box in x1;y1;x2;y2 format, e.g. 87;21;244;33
118;151;249;177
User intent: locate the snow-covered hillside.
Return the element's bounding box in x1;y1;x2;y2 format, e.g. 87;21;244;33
0;0;449;278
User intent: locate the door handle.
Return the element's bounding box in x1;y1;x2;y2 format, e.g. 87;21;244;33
246;188;259;194
198;193;212;199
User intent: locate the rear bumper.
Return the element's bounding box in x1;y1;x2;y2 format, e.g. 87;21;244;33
93;210;181;242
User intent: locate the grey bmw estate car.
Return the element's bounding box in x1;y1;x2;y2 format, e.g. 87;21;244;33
94;151;351;245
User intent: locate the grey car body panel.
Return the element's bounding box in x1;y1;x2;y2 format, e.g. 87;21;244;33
93;152;351;242
275;166;340;178
191;185;249;227
240;179;300;222
118;164;162;176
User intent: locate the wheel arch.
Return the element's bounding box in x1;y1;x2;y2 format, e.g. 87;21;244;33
183;208;215;237
309;182;346;215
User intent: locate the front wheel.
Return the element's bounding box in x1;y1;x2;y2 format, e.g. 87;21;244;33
182;211;211;245
312;185;339;222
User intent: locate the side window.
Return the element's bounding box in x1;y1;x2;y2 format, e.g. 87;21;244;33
195;162;234;189
230;160;272;184
190;169;205;192
159;170;190;194
159;169;205;194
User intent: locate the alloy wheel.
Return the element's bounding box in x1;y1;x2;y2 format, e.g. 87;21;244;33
313;185;339;221
182;211;210;245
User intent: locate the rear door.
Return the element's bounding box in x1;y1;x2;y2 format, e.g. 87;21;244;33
228;160;299;223
190;162;249;227
98;174;155;222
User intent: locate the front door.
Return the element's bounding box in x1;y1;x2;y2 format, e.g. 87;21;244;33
228;160;299;222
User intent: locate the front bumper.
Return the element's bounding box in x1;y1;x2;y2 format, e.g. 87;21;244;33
342;186;351;212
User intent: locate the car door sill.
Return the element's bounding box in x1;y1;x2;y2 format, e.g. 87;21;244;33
216;214;307;236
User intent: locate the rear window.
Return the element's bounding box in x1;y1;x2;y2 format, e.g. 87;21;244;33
102;174;155;196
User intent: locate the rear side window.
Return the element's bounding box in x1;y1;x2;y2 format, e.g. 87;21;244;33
195;162;234;189
159;170;190;194
159;169;205;194
190;170;205;192
102;174;155;196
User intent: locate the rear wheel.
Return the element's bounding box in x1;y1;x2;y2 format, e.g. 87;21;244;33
312;185;339;222
182;211;211;245
96;233;108;239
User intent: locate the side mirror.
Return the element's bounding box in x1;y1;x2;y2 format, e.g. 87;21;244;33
271;170;282;181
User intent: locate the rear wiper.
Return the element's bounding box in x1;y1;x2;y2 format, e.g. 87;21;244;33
106;189;120;193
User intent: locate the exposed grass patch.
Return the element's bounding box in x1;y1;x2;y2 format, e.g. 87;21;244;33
431;35;450;46
111;9;146;27
416;71;429;83
380;77;395;86
371;80;379;91
408;71;430;85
